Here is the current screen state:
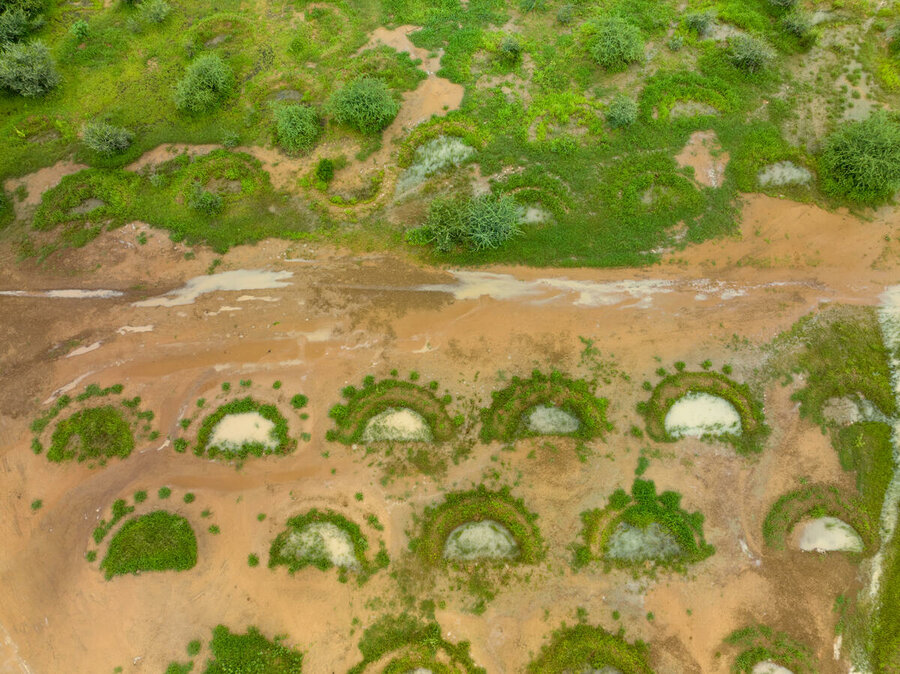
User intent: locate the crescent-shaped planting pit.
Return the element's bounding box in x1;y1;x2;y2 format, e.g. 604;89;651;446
413;486;543;566
725;625;815;674
526;623;653;673
100;511;198;579
327;374;457;444
641;369;768;455
194;397;293;461
480;370;611;442
573;478;714;573
269;509;388;582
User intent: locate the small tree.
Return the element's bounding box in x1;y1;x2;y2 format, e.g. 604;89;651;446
606;94;638;128
726;34;773;73
329;77;399;134
0;40;59;96
82;120;133;155
0;8;31;44
273;103;320;154
588;17;643;71
820;112;900;203
174;53;234;114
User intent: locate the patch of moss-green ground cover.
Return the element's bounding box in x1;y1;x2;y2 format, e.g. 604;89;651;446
725;624;816;674
640;369;769;455
412;485;544;567
833;421;895;526
269;508;388;583
327;374;457;444
574;478;714;572
526;623;653;674
193;396;293;461
480;370;612;442
100;510;197;579
348;613;484;674
167;625;304;674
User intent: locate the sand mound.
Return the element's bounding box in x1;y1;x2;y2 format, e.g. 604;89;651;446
605;522;683;561
283;522;359;569
362;407;432;443
664;392;741;438
526;405;581;434
751;662;793;674
208;412;278;453
443;520;519;561
796;516;863;553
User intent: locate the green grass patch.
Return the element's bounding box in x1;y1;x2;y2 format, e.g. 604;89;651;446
574;478;715;573
46;405;135;464
100;510;197;579
193;396;294;461
348;613;484;674
268;508;388;583
725;624;816;673
166;625;304;674
833;421;895;523
411;485;544;567
479;370;611;442
526;623;653;673
640;369;768;455
326;374;456;444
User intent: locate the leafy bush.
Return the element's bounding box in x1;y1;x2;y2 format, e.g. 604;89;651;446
412;194;522;253
0;8;32;44
315;158;334;183
141;0;171;24
588;17;643;71
273;103;320;154
174;53;234;114
726;35;774;73
187;184;223;215
819;112;900;203
69;18;88;41
685;11;714;37
82;121;133;156
0;40;59;96
329;76;399;134
605;94;637;128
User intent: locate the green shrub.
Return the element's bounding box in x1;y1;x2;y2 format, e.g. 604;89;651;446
315;158;334;183
768;0;796;7
605;94;638;128
82;121;133;156
588;17;643;71
274;103;320;154
781;11;810;38
819;112;900;204
140;0;171;23
100;511;197;579
556;4;573;24
174;53;234;114
0;0;45;19
0;8;33;44
412;194;522;253
329;76;399;134
499;36;521;63
0;40;59;96
726;35;774;73
69;18;88;41
187;184;223;215
685;11;714;37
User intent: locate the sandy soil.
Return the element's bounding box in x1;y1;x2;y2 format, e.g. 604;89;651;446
675;130;729;189
0;194;898;673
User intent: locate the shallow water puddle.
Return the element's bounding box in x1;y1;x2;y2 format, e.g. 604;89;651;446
664;392;741;438
132;270;293;307
796;516;863;553
65;341;102;358
443;520;519;561
752;663;793;674
0;289;122;299
116;325;154;335
209;412;278;452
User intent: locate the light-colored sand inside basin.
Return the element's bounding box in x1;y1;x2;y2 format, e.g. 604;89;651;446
580;668;623;674
133;270;293;307
443;520;519;561
283;522;359;569
526;405;580;434
664;392;741;438
362;407;432;443
208;412;278;452
796;516;863;553
752;662;793;674
606;522;683;561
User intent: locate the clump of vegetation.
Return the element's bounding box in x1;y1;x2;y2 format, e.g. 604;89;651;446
527;623;653;673
274;103;320;154
605;95;638;129
0;9;37;45
409;194;522;253
174;53;234;114
780;11;811;40
587;17;644;72
268;508;388;582
574;478;715;572
314;158;334;184
0;40;59;96
187;183;223;215
685;11;714;37
480;370;611;442
411;485;544;566
100;510;197;579
193;397;294;461
725;624;815;673
329;76;399;134
819;112;900;204
348;613;484;674
726;35;774;73
762;483;870;551
499;36;521;64
140;0;171;24
82;120;133;156
167;625;303;673
640;369;768;455
327;374;456;444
